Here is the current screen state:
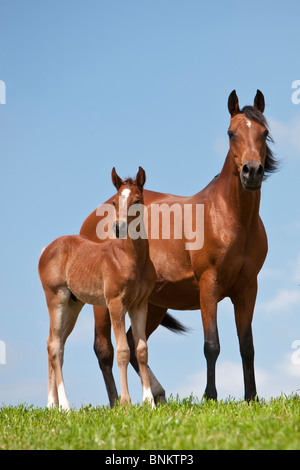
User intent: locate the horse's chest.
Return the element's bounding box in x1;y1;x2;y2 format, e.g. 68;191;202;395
216;233;259;293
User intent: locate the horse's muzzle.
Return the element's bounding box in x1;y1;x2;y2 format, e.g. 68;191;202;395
240;161;264;191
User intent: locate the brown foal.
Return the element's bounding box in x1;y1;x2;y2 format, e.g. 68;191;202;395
38;167;156;410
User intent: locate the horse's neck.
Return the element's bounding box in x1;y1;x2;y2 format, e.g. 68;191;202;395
216;152;261;226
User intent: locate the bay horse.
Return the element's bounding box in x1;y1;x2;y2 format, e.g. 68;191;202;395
80;90;277;405
39;167;156;410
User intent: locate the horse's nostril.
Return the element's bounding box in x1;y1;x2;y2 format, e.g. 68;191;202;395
257;164;264;176
114;221;127;238
113;222;120;238
242;164;249;174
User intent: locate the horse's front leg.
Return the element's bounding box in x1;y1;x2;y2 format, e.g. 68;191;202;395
93;306;118;408
199;270;220;400
231;279;258;401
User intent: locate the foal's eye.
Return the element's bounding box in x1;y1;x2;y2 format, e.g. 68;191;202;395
112;201;116;207
227;130;235;139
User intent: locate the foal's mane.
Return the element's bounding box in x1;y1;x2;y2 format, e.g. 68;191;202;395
122;177;135;185
120;176;144;192
241;105;278;178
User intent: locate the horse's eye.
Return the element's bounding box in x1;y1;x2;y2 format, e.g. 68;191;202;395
263;130;269;139
134;200;141;204
112;201;116;207
227;130;235;139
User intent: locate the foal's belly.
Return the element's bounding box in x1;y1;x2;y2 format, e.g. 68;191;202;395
78;292;107;307
68;283;107;307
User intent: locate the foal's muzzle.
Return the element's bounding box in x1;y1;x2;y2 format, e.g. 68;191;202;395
240;161;264;191
113;221;127;238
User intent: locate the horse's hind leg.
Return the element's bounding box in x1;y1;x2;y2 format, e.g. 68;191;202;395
46;289;83;410
93;306;118;407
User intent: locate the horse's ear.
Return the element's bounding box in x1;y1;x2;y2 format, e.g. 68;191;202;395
111;167;124;190
254;89;265;113
228;90;240;117
136;166;146;191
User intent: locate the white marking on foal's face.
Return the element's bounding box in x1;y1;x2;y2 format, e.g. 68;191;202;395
246;120;252;128
121;188;131;198
120;188;131;210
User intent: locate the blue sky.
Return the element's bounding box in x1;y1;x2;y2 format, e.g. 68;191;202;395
1;0;300;408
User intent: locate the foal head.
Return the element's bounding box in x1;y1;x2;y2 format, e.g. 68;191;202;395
111;166;146;238
227;89;277;191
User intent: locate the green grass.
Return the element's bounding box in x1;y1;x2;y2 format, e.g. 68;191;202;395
1;395;300;450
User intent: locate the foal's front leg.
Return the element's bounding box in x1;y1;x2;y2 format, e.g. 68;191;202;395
108;298;131;404
129;301;154;407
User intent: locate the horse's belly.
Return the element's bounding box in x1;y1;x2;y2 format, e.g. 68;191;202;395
149;277;199;310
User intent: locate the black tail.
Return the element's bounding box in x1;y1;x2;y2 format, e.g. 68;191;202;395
160;312;190;334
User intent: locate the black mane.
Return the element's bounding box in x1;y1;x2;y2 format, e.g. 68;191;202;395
241;105;278;178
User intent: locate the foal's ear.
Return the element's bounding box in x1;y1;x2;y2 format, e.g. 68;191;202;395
136;166;146;191
111;167;124;190
254;89;265;113
228;90;240;117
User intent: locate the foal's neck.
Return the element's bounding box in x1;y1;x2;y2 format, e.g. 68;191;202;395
121;231;149;262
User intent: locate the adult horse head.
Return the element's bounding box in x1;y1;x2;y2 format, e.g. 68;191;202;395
227;89;276;191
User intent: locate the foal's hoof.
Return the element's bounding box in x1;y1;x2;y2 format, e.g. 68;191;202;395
143;397;155;409
59;403;71;412
120;396;131;406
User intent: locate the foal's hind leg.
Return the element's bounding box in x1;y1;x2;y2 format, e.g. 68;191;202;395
46;289;83;410
129;300;154;407
47;325;58;408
